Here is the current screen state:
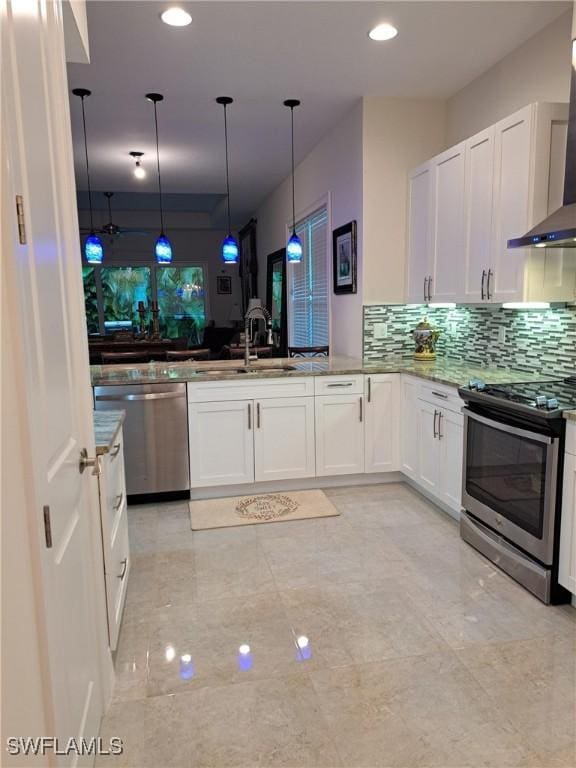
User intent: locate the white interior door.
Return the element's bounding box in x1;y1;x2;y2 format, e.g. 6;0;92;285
2;0;108;761
254;397;315;482
189;400;255;487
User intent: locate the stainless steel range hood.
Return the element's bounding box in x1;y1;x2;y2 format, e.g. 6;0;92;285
508;36;576;249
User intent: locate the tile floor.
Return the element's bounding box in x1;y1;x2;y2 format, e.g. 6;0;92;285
99;484;576;768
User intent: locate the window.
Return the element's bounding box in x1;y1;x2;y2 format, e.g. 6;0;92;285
81;264;207;339
100;266;151;333
156;266;206;344
289;207;329;347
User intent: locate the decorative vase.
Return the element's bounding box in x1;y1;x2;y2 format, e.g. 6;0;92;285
412;317;440;361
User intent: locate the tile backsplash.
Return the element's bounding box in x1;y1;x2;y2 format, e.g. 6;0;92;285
364;304;576;375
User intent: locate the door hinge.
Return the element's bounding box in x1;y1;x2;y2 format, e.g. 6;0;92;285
43;505;53;548
16;195;27;244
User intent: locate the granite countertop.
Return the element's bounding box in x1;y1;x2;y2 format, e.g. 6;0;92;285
90;355;558;390
93;410;126;455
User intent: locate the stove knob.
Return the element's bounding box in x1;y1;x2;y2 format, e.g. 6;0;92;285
535;395;547;407
476;381;486;392
546;397;559;410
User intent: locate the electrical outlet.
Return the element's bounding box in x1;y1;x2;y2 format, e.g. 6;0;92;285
374;322;388;339
498;327;506;344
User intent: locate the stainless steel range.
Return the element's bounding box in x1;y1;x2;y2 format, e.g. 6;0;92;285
458;378;575;604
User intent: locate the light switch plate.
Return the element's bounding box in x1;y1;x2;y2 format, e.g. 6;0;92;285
373;322;388;339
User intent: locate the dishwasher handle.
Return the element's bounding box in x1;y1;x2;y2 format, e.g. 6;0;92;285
95;391;185;402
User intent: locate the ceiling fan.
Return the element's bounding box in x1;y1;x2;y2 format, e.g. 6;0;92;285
80;192;149;238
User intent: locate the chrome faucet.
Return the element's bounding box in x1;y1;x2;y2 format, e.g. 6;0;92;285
244;302;273;366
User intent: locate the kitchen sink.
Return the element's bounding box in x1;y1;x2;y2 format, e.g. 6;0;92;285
191;364;297;375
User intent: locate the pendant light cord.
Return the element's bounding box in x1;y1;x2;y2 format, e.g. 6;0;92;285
79;95;95;233
290;105;296;235
153;101;165;234
224;103;232;236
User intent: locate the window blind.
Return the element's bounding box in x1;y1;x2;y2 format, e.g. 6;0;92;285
289;207;329;347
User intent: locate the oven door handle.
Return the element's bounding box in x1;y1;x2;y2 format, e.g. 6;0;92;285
462;407;554;445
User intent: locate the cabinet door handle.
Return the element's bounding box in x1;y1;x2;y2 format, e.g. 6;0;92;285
433;409;438;439
257;402;261;429
110;443;121;459
428;276;433;302
327;382;353;388
424;276;429;302
431;390;448;400
481;269;486;300
117;558;128;580
113;493;123;512
247;402;252;430
487;269;493;300
438;411;444;440
367;377;372;403
359;396;363;422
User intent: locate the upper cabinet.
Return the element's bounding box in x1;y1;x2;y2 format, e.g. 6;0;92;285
407;102;574;305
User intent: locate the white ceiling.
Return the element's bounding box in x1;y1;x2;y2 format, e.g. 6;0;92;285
68;1;571;225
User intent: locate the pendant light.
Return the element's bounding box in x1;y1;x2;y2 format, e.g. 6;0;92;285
73;88;103;265
284;99;303;263
216;97;239;264
146;93;172;264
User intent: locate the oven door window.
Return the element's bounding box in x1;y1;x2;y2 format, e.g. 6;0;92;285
466;418;547;539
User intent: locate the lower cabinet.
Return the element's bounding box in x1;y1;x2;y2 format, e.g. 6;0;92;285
400;375;419;479
97;428;130;651
364;374;400;473
402;376;464;515
189;400;255;487
254;397;315;482
189;396;315;487
315;394;365;476
560;445;576;596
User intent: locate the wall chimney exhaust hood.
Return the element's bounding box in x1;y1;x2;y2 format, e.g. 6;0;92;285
508;37;576;249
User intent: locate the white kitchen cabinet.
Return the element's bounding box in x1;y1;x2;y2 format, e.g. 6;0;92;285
189;399;255;487
315;394;365;476
400;375;419;479
559;440;576;596
97;429;130;652
430;142;466;303
364;374;400;473
254;397;315;482
417;399;441;495
407;102;571;305
462;126;495;302
437;407;464;513
406;162;433;303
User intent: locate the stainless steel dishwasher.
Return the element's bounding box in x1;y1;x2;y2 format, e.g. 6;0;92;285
94;383;189;496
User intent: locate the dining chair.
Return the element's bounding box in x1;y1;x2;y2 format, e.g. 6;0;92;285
287;345;330;358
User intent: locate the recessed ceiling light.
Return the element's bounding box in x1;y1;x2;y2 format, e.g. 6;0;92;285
368;23;398;42
160;7;192;27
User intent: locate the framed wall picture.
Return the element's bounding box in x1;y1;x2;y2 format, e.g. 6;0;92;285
216;275;232;295
332;220;357;294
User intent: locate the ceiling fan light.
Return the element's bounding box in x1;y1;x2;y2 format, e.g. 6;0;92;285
134;162;146;180
85;233;103;264
287;232;303;263
222;234;239;264
155;234;173;264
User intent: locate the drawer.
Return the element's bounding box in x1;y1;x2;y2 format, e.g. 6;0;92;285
102;432;125;496
417;380;463;414
188;376;314;402
314;374;364;396
104;503;130;651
